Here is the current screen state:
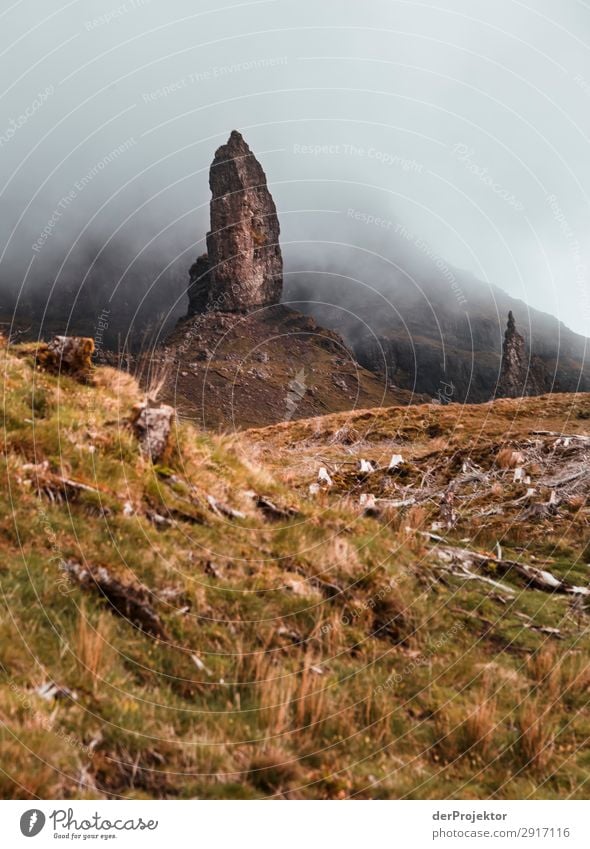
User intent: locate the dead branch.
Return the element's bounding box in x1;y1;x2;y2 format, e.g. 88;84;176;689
422;533;589;597
62;560;167;639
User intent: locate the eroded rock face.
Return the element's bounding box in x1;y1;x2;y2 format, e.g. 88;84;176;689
188;131;283;313
498;311;547;398
187;254;211;316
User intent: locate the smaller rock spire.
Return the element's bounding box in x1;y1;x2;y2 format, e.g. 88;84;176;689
187;254;211;317
497;310;547;398
498;311;527;398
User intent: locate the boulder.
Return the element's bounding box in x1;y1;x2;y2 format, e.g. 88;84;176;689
131;401;175;463
36;335;95;380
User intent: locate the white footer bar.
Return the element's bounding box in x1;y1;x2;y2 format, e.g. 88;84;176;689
1;800;588;848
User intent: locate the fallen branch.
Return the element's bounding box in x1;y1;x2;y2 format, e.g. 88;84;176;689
253;494;300;521
449;568;516;595
206;494;245;520
21;462;105;503
422;532;589;597
63;559;167;639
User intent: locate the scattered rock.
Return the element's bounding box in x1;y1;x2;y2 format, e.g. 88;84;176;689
131;401;175;463
204;561;223;579
191;653;212;675
145;509;175;528
359;459;375;473
276;625;303;644
19;461;102;504
35;335;95;380
251;493;300;521
425;535;590;598
285;578;318;597
359;493;379;516
206;494;246;520
36;682;78;702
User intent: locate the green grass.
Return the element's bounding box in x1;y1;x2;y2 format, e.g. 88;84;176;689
0;338;588;799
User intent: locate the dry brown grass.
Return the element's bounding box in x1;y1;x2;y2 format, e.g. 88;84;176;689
317;537;362;580
371;587;418;646
91;366;139;398
405;505;428;530
527;647;562;701
257;665;298;736
401;505;430;551
74;608;114;693
433;691;500;765
463;697;499;763
0;740;61;798
2;340;590;799
295;663;330;730
559;654;590;699
310;611;346;656
515;700;558;773
357;684;396;747
246;746;302;795
496;447;524;469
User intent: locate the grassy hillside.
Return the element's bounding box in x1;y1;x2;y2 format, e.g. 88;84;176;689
0;336;589;799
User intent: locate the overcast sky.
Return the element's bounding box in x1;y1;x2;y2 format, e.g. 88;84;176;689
2;0;590;335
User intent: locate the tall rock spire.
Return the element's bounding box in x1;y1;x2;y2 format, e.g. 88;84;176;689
188;130;283;314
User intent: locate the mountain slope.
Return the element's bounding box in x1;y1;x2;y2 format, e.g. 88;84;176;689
159;305;423;429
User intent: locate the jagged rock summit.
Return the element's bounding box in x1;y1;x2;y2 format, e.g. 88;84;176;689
188;130;283;315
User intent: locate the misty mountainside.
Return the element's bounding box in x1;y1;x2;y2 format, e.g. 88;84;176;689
283;232;590;403
0;241;186;351
8;236;587;409
3;181;588;410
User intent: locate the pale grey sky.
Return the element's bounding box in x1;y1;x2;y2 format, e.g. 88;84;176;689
2;0;590;335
